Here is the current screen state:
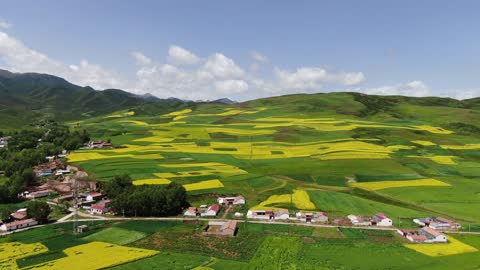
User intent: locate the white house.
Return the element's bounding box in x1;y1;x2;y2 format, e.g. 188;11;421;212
25;190;51;199
0;219;38;232
296;212;328;223
372;213;393;227
398;227;448;243
55;169;71;176
275;209;290;220
413;217;461;230
90;204;108;215
217;196;245;205
201;205;220;217
247;210;275;220
348;214;372;226
184;207;200;217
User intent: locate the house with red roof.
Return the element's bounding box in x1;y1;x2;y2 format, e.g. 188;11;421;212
397;227;447;243
0;219;38;232
372;213;393;227
201;204;220;217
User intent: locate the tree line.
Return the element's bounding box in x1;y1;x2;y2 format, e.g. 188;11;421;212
103;175;189;217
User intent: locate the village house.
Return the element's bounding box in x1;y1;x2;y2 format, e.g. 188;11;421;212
247;209;290;220
89;199;111;215
296;212;328;223
0;136;10;148
371;213;393;227
201;205;220;217
25;189;52;199
397;227;448;243
55;169;71;176
55;193;74;202
203;220;237;237
217;196;246;205
413;217;461;230
10;209;27;221
184;207;200;217
85;141;113;149
0;219;38;232
33;160;65;177
347;215;372;226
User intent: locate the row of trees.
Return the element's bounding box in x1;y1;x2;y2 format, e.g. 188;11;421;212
103;175;189;217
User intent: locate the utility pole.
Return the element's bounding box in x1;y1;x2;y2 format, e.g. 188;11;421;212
72;179;79;235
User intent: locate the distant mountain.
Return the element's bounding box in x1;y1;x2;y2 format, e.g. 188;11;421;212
0;69;187;128
211;98;237;105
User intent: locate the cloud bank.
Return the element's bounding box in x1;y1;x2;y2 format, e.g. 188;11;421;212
0;30;474;100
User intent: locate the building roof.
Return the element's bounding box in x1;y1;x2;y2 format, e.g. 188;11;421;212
4;219;37;228
29;189;51;195
410;234;428;241
375;213;388;220
91;205;106;210
221;220;237;231
209;204;220;212
10;212;27;220
422;226;442;237
435;217;456;224
276;209;289;215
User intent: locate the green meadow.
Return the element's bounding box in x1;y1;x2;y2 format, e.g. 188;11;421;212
68;93;480;224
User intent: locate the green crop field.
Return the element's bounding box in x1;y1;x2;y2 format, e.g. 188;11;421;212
67;93;480;224
2;220;480;269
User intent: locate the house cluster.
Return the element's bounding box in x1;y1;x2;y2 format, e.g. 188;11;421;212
247;209;329;223
0;208;38;232
184;204;220;217
203;220;237;237
0;136;10;148
397;227;447;243
413;217;461;230
348;213;393;227
84;141;113;149
33;160;68;177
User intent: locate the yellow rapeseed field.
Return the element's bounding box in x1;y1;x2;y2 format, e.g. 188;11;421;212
429;156;457;165
440;144;480;150
412;140;436;146
68;152;163;163
253;189;316;210
413;125;453;134
118;120;149;126
183;179;224;191
350;178;451;191
314;151;390;160
133;178;172;185
404;236;478;256
165;108;192;116
0;242;48;269
27;241;158;270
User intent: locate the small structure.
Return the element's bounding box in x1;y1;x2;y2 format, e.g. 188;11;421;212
413;217;461;230
234;212;244;218
184;207;200;217
0;219;38;232
398;227;448;243
296;212;328;223
85;141;113;149
217;196;246;205
10;209;27;221
247;209;289;220
0;136;10;148
90;204;108;215
55;169;71;176
372;213;393;227
347;214;372;226
204;220;237;237
56;193;74;202
76;225;89;234
201;205;220;217
25;190;51;199
84;192;103;202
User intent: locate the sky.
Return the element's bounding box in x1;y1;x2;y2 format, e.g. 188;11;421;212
0;0;479;101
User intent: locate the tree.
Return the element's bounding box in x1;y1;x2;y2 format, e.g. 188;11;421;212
27;200;51;224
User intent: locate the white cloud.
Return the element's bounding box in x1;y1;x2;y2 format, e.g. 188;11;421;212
201;53;245;79
444;89;480;100
0;20;12;29
359;80;431;97
167;45;200;65
0;31;128;90
131;51;152;66
215;80;249;94
251;51;268;63
274;67;365;91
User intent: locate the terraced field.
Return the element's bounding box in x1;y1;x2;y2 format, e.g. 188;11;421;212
67;93;480;225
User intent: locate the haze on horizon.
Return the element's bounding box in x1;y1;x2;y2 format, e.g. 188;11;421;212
1;0;479;101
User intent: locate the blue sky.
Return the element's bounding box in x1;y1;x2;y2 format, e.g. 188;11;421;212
1;0;479;100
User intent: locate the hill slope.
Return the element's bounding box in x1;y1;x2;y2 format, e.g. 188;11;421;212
0;69;187;128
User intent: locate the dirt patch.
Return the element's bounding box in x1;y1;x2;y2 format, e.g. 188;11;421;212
302;237;316;243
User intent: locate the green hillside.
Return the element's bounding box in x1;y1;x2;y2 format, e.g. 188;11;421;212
0;69;189;129
68;92;480;223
